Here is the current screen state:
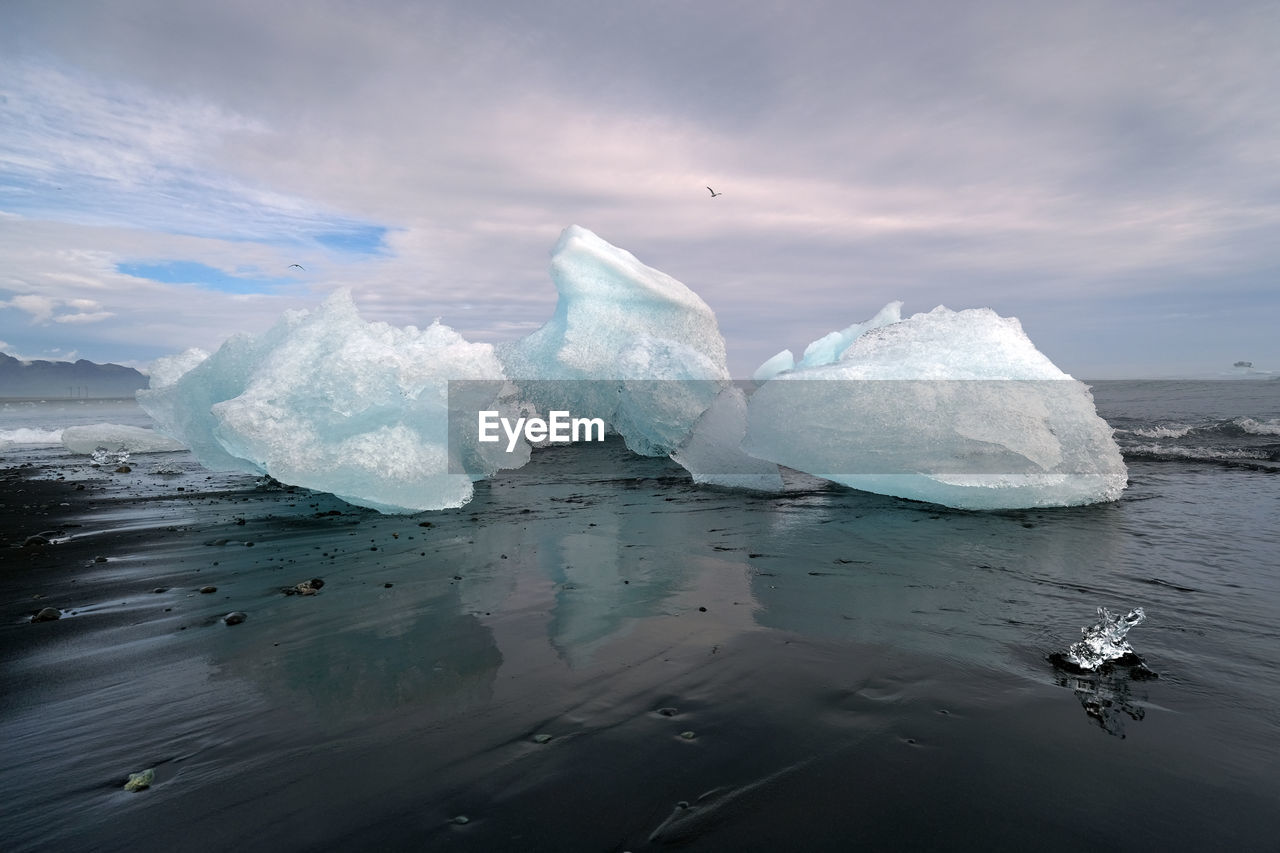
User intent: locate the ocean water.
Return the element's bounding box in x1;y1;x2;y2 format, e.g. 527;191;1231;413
1;381;1278;851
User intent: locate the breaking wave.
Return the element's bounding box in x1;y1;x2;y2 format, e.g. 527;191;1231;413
0;427;65;447
1236;417;1280;436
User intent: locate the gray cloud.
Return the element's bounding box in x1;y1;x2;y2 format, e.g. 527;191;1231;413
1;0;1277;375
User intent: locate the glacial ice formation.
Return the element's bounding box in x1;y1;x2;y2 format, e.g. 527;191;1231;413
139;291;520;513
138;225;1127;513
498;225;731;458
743;305;1128;509
62;423;185;455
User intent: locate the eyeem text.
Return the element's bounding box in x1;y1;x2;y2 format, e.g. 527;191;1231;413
478;410;606;452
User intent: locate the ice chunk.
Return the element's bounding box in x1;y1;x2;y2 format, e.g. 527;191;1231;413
1061;607;1147;671
752;349;794;381
744;306;1128;509
499;226;729;457
62;423;185;455
671;385;784;491
138;291;519;513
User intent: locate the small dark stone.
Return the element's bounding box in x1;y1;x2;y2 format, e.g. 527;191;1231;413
22;535;50;547
657;707;678;717
75;484;85;491
698;606;707;612
384;582;393;588
418;521;433;527
115;466;131;473
453;575;462;581
31;607;62;623
153;587;168;593
223;611;247;625
95;556;108;563
199;585;217;594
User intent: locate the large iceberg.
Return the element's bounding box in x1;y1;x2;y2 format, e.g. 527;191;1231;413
138;225;1125;513
744;305;1128;508
495;225;776;486
139;291;520;512
498;225;730;457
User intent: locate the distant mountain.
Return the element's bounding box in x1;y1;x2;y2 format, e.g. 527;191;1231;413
0;352;149;398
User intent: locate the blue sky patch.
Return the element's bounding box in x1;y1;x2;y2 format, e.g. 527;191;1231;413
313;225;387;255
116;260;291;294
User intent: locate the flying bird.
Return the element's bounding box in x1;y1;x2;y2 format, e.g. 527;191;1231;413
706;186;723;198
288;264;305;271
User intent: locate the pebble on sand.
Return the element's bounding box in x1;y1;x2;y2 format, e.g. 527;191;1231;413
532;734;553;744
223;611;247;625
679;731;696;740
31;607;62;623
199;586;217;594
22;535;50;547
123;768;154;792
283;578;325;596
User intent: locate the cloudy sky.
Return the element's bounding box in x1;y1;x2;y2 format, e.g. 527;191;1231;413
1;0;1277;377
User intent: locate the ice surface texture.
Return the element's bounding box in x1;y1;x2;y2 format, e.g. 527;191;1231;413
140;225;1126;513
744;306;1128;509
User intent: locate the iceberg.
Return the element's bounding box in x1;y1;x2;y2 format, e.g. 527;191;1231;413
498;225;731;458
61;423;185;455
139;291;520;513
137;225;1125;513
743;306;1128;509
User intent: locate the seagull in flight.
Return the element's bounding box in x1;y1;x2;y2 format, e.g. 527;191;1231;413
288;263;305;271
706;186;723;198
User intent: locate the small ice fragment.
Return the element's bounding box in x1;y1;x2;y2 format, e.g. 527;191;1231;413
1063;606;1146;671
91;446;130;466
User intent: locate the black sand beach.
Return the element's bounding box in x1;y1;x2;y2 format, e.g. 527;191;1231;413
3;439;1279;851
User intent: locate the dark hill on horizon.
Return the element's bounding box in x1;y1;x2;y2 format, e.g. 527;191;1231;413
0;352;148;398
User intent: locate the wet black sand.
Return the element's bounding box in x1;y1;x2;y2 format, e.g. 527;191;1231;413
3;442;1279;851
